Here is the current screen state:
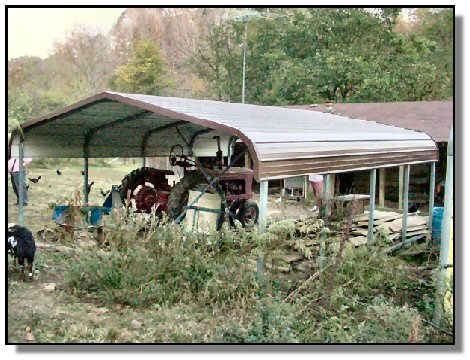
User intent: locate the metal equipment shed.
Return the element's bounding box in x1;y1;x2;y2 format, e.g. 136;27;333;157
9;91;439;237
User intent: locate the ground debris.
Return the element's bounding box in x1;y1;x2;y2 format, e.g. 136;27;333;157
43;283;56;291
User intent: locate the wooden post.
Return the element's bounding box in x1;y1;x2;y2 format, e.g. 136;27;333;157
398;165;404;210
258;181;268;234
367;169;377;245
379;168;385;208
401;165;410;243
18;140;25;225
428;162;436;238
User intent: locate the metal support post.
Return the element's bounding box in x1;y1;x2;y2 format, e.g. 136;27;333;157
319;174;330;270
18;140;25;225
84;152;89;205
258;181;269;234
401;165;410;243
428;162;436;237
399;165;404;210
379;168;385;208
367;169;377;245
435;127;453;325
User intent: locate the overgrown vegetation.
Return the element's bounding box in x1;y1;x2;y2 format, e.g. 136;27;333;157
61;209;453;343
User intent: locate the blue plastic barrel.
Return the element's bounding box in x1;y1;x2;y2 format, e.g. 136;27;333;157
52;205;70;224
432;207;444;241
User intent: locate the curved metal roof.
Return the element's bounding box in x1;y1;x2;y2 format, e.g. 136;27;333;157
9;91;438;181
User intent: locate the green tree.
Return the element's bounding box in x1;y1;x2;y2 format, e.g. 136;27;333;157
109;40;170;95
191;8;451;104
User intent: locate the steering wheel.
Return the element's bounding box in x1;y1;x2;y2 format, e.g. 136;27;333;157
169;144;185;166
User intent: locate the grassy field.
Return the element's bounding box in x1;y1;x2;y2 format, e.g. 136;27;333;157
7;163;453;344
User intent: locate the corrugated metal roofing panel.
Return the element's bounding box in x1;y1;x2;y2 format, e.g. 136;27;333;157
9;91;438;181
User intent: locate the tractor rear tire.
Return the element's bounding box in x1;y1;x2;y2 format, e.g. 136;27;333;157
166;171;207;220
119;167;171;208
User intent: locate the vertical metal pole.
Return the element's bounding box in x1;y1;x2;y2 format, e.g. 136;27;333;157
398;165;404;210
379;168;385;208
321;174;330;219
428;161;436;237
319;174;330;270
257;180;268;279
18;140;25;225
435;127;453;324
242;19;247;104
401;165;410;243
84;149;89;205
142;156;147;168
258;180;268;234
367;169;377;245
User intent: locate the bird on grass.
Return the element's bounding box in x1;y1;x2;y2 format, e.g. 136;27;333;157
86;181;95;195
56;169;62;175
100;188;111;197
28;176;42;183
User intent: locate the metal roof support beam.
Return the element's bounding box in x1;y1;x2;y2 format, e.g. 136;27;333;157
401;165;410;243
141;120;188;167
367;169;377;245
188;128;214;152
82;110;151;202
84;110;152;150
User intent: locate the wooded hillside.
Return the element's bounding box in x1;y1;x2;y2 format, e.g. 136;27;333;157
8;8;453;130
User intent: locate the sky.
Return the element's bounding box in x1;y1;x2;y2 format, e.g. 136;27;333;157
7;8;126;59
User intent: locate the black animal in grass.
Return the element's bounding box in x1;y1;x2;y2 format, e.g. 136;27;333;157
28;175;42;183
8;223;36;281
86;181;95;195
408;202;421;214
56;169;62;175
100;188;111;197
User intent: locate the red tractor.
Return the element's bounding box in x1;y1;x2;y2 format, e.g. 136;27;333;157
118;139;259;229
